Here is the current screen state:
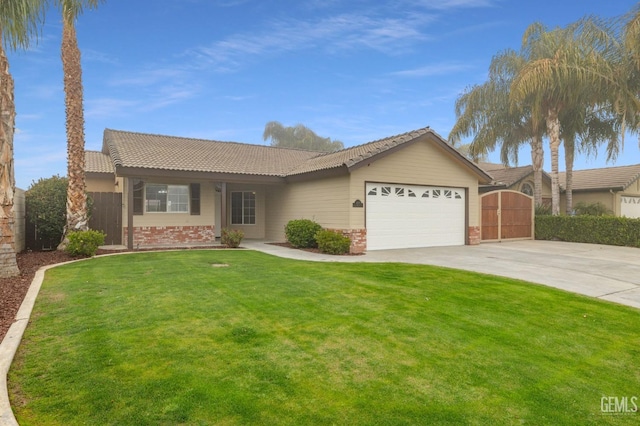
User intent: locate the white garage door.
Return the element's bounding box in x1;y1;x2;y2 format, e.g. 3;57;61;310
366;183;466;250
621;196;640;218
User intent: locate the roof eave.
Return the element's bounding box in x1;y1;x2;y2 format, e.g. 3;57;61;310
114;166;287;184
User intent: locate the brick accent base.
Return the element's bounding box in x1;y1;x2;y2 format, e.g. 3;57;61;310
329;228;367;254
125;225;215;248
468;226;481;245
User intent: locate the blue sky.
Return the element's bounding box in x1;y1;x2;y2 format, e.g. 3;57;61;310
8;0;639;189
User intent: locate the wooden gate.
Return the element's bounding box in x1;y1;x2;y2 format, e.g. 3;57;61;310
88;192;123;245
481;190;533;242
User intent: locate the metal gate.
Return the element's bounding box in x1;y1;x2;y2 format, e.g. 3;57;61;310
88;192;123;245
481;190;533;242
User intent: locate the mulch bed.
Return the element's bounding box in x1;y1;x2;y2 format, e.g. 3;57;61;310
268;242;363;256
0;250;78;344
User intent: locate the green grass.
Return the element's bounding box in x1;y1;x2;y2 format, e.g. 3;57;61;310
8;250;640;425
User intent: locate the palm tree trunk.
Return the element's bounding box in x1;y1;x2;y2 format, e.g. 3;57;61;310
531;134;544;207
564;140;575;215
0;40;20;277
546;107;561;216
58;19;88;249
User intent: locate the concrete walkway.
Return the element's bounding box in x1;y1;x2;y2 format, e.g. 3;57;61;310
2;240;639;425
243;240;640;310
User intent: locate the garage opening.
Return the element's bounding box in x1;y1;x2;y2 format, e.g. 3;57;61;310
365;183;466;250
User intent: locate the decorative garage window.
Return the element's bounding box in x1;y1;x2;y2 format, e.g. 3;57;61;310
408;189;416;197
367;185;462;201
146;184;189;213
231;191;256;225
381;186;391;196
521;182;534;196
433;189;441;198
422;190;430;198
368;188;377;196
395;187;405;196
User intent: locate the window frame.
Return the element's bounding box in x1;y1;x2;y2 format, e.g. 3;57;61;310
144;183;190;214
230;191;256;225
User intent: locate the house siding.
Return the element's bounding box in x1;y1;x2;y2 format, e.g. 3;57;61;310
86;175;122;193
264;175;350;241
349;136;481;229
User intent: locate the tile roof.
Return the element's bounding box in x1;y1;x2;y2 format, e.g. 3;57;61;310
99;127;490;181
287;127;439;175
86;150;115;174
559;164;640;191
484;164;535;187
103;129;319;176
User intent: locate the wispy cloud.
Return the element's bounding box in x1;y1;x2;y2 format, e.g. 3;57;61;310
188;12;436;72
409;0;499;10
390;62;472;77
85;98;141;119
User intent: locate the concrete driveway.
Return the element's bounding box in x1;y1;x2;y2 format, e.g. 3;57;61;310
245;240;640;310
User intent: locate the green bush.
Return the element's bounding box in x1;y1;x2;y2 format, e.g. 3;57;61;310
573;201;611;216
536;215;640;247
26;175;68;245
65;230;106;257
315;229;351;255
285;219;322;248
221;228;244;248
535;203;552;216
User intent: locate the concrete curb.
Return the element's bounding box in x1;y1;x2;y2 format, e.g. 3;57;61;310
0;259;83;426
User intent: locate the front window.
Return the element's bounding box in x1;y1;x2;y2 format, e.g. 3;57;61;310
231;191;256;225
146;184;189;213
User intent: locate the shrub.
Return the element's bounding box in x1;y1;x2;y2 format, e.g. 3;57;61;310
573;201;611;216
25;175;68;246
221;228;244;248
536;215;640;247
65;230;106;257
285;219;322;248
315;229;351;255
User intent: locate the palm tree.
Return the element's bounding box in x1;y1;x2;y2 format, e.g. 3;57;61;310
513;15;640;215
263;121;344;152
0;0;47;277
510;22;611;215
449;49;546;207
58;0;102;249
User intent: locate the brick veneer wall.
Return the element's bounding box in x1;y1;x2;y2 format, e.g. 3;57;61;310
468;226;481;245
329;228;367;254
125;225;215;248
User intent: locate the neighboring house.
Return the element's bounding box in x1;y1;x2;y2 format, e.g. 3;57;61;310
478;162;552;204
85;127;491;252
559;164;640;217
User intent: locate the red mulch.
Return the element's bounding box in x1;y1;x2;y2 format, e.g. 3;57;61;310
0;250;78;343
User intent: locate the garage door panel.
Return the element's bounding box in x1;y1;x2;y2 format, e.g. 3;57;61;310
366;183;465;250
621;196;640;218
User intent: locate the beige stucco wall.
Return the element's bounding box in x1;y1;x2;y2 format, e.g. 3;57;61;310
264;175;350;241
123;178;216;229
349;137;482;229
86;175;123;193
559;179;640;216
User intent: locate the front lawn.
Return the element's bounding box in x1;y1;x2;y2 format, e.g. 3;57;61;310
8;251;640;425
